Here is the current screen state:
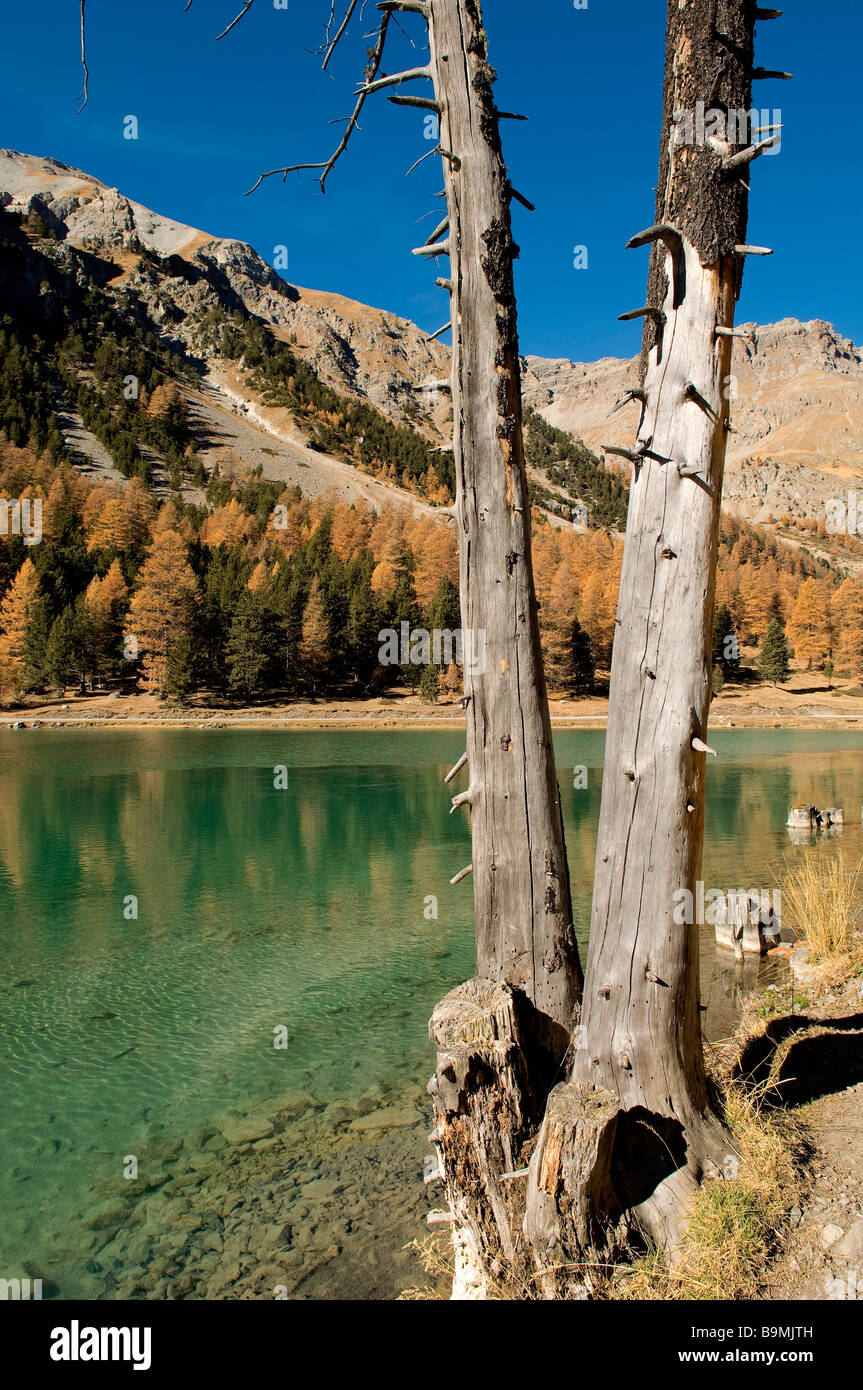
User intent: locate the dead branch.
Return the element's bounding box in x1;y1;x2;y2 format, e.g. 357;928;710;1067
214;1;256;40
356;65;431;95
182;0;257;41
246;10;393;194
406;145;439;177
509;187;535;212
77;0;89;113
322;0;360;69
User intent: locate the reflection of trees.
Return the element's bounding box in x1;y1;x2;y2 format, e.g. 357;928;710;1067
0;735;479;1112
709;766;750;838
3;731;862;1074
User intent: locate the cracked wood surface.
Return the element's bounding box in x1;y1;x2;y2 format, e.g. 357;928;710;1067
559;0;764;1247
426;0;581;1051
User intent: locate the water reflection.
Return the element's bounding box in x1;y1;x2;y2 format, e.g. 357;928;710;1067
0;727;861;1294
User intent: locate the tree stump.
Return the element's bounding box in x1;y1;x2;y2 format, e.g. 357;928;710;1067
523;1081;620;1297
429;977;547;1296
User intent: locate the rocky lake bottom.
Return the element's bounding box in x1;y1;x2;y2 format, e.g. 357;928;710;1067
81;1083;435;1302
3;728;863;1299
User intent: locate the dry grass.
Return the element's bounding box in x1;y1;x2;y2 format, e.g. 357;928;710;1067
613;1077;803;1302
398;1235;455;1301
400;1234;618;1302
779;850;863;965
404;884;863;1307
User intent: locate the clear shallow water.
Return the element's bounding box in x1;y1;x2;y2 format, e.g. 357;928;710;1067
1;728;862;1297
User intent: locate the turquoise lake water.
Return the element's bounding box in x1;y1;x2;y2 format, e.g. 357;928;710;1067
1;728;861;1297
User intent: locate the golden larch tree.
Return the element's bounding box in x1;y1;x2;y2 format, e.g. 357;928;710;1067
299;577;330;685
126;529;198;695
787;577;833;668
0;559;41;701
831;577;863;677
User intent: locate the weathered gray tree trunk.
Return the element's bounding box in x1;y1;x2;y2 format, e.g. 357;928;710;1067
249;0;581;1299
424;0;581;1048
392;0;582;1295
525;0;785;1275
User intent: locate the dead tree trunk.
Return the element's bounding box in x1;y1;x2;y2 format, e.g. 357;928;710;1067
422;0;581;1051
400;0;582;1294
525;0;787;1275
238;0;581;1298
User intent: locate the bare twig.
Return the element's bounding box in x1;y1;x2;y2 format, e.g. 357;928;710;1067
405;144;439;177
246;11;393;194
322;0;360;69
214;0;256;40
76;0;89;113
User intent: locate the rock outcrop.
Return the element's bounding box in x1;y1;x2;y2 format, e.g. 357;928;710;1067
4;149;862;525
522;319;863;524
0;149;450;432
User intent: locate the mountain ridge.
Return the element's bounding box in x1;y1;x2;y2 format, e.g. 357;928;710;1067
523;317;863;524
3;148;862;528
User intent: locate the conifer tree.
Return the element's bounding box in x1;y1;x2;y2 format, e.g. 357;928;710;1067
344;579;379;686
787;577;832;669
0;557;41;701
299;576;330;688
164;633;198;706
126;528;198;696
44;606;77;696
20;597;51;694
85;559;129;680
569;617;595;695
419;662;439;705
426;575;460;635
226;588;275;699
443;658;462;696
831;577;863;678
713;602;740;678
759;617;791;686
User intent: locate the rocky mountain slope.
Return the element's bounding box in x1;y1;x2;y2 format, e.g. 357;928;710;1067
523;320;863;525
0;150;450;428
3;149;861;528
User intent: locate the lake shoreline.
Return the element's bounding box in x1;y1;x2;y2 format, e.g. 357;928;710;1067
1;727;857;1300
4;711;863;732
5;672;862;732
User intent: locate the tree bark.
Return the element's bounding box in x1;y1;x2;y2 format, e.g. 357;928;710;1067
526;0;772;1265
425;0;581;1050
416;0;582;1294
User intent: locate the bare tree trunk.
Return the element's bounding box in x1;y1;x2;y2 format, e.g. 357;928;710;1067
525;0;785;1276
237;0;580;1298
425;0;580;1048
412;0;582;1294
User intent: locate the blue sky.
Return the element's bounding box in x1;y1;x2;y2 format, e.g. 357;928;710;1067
1;0;860;361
